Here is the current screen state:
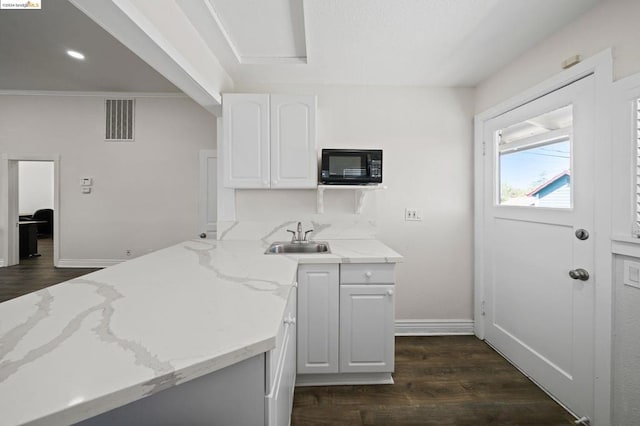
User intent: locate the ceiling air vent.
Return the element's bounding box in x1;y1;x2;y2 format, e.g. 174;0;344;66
105;99;135;141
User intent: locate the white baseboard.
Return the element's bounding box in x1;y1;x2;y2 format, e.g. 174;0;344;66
296;373;393;387
0;259;4;267
57;259;123;268
395;319;475;336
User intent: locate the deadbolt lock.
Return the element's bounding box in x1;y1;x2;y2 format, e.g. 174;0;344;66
575;229;589;240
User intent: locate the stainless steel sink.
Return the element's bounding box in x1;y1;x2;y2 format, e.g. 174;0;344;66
265;241;331;254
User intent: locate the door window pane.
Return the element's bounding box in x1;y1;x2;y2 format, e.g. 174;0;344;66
497;105;573;208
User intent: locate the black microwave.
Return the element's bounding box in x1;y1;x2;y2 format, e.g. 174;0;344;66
320;149;383;185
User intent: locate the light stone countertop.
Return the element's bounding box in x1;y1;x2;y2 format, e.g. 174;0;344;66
0;238;402;426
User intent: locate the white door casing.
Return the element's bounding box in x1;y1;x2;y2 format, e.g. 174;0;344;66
1;154;60;268
198;149;217;238
3;159;19;267
481;76;595;419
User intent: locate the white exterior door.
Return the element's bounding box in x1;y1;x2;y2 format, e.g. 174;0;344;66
297;264;339;374
270;95;317;189
481;76;595;420
339;284;394;373
222;94;270;188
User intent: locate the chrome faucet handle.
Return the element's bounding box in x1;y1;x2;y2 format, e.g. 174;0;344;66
296;222;303;241
286;229;296;242
303;229;314;241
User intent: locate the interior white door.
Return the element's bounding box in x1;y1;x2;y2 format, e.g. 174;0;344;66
482;75;595;420
5;160;20;266
198;150;217;238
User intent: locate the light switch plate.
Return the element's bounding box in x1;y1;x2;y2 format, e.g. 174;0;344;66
623;260;640;289
81;177;93;186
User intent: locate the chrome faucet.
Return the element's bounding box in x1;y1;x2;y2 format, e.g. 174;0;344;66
287;221;314;243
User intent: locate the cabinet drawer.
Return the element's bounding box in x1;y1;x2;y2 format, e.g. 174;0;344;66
340;263;395;284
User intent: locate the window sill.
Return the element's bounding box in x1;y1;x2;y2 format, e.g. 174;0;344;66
612;235;640;257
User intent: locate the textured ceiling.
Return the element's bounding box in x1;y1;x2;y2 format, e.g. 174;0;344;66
198;0;601;87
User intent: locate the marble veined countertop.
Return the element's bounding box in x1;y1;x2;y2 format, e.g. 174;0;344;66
0;239;402;426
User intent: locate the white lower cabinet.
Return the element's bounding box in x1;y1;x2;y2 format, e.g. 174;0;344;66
266;286;297;426
296;263;395;386
296;264;339;374
340;284;395;373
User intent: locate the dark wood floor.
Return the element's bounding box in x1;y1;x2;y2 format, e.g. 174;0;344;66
292;336;575;426
0;237;100;303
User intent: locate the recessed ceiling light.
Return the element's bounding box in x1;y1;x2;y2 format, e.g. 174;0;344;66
66;50;85;60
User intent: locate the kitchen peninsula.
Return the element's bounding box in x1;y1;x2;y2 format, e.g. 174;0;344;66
0;238;401;426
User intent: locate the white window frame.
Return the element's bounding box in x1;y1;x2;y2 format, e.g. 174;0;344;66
611;73;640;241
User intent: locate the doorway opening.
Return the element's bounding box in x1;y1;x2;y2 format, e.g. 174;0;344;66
18;160;55;266
1;154;60;268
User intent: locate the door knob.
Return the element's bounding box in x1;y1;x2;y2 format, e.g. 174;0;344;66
569;268;590;281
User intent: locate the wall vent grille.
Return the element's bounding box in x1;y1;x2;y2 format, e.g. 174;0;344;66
105;99;135;141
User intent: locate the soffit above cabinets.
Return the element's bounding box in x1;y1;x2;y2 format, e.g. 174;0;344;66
193;0;307;64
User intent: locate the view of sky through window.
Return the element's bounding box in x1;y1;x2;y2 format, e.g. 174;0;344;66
497;105;572;208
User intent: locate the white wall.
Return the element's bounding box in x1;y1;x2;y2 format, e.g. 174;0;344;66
18;161;54;215
231;84;475;322
475;0;640;113
0;94;215;264
613;254;640;425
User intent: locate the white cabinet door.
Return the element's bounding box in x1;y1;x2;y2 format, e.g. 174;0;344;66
266;287;297;426
222;94;270;188
340;284;395;373
270;95;317;189
297;264;339;374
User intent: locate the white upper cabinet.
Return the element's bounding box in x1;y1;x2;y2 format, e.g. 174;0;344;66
223;93;317;189
223;94;270;188
270;95;317;188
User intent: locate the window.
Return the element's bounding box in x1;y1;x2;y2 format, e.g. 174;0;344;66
497;105;573;208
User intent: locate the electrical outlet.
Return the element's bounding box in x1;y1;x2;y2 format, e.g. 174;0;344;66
624;260;640;289
405;208;422;221
125;249;132;257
